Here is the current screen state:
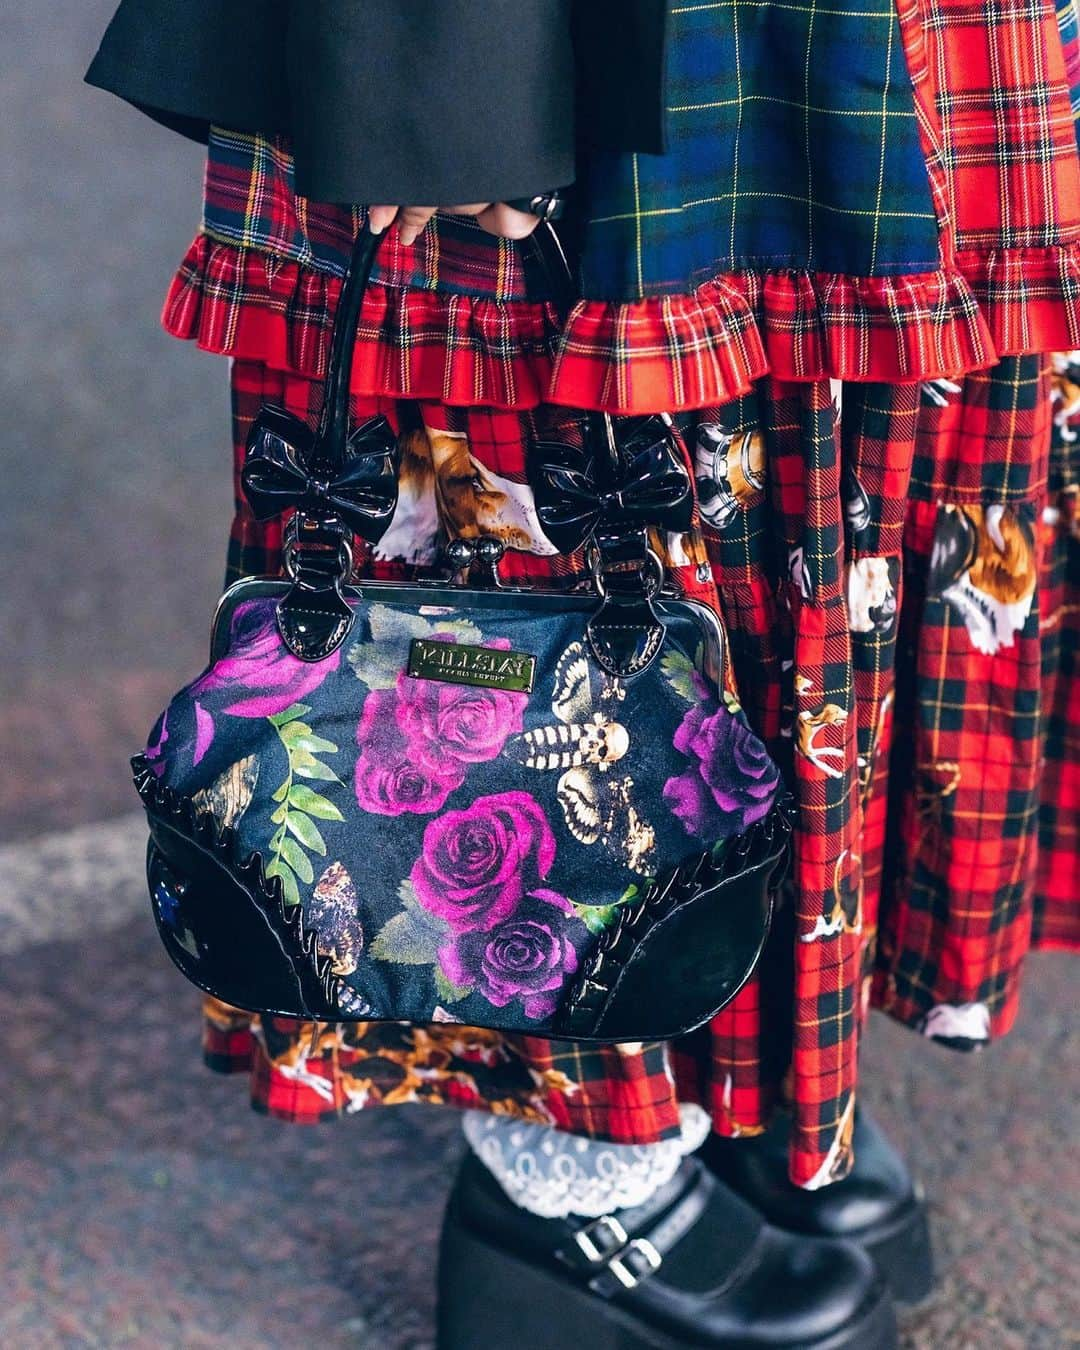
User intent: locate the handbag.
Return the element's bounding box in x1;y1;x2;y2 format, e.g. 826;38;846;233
132;222;793;1042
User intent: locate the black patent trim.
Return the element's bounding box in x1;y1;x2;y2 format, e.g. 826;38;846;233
132;752;342;1017
557;795;795;1039
209;576;723;667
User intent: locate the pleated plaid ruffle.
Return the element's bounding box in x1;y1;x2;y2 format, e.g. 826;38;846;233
898;0;1080;352
165;226;999;415
164;106;1080;415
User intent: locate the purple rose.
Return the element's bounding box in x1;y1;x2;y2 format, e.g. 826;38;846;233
144;703;215;777
355;688;464;816
193;702;214;765
411;792;556;932
191;600;339;718
663;703;780;840
395;640;526;764
440;890;578;1020
145;710;169;778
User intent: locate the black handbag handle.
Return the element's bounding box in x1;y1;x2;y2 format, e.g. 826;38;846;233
249;217;695;673
316;220;579;476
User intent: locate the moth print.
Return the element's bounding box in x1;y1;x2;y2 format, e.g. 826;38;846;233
693;424;766;531
192;754;259;830
505;642;656;874
303;861;364;977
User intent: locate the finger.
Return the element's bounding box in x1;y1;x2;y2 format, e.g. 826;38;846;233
475;202;541;241
441;202;492;217
367;205;399;235
397;206;437;247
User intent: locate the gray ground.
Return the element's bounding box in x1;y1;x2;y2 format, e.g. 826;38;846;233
2;4;1076;1347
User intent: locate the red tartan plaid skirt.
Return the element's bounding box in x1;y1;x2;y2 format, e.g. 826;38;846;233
196;351;1078;1191
177;0;1080;1185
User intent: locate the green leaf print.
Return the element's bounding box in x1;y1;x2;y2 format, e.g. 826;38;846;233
265;858;301;909
291;754;338;782
370;913;442;965
371;880;453;968
278;836;315;885
268;703;310;728
573;882;644;935
434;966;472;1004
286;812;327;855
265;710;344;905
287;784;344;820
661;649;699;704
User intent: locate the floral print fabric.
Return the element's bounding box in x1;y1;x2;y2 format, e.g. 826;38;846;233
151;577;778;1032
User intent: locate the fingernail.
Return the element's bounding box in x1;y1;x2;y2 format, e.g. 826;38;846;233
369;218;385;235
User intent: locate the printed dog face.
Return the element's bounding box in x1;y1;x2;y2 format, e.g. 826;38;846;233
429;427;558;555
928;504;1036;655
374;424;558;562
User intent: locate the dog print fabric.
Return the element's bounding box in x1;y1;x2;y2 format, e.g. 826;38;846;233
199;354;1077;1191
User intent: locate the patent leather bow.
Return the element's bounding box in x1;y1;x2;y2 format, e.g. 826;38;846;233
529;414;695;555
242;404;400;545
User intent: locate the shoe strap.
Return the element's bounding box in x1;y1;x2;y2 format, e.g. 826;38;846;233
555;1162;713;1299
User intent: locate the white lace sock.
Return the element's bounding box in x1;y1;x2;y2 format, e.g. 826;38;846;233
462;1105;712;1220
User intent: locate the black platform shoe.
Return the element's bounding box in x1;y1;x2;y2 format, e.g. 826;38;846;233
437;1153;897;1349
700;1110;934;1305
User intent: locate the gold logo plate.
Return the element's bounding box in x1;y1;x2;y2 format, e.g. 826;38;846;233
407;638;536;693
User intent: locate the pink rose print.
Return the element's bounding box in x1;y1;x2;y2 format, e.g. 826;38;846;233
395;637;526;764
192;600;339;717
354;687;465;816
439;890;578;1020
353;634;528;818
144;704;215;776
193;702;215;766
411;791;556;932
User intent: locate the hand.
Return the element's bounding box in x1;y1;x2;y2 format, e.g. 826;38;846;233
367;201;540;245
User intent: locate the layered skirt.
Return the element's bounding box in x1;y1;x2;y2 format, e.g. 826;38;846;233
161;0;1079;1188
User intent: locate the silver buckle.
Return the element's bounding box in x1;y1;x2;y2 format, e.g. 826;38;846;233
573;1215;628;1265
606;1238;663;1290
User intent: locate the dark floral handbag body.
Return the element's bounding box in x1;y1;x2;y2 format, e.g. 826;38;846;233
134;224;793;1042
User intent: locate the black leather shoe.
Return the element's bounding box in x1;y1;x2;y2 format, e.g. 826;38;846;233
437;1153;897;1349
700;1109;934;1304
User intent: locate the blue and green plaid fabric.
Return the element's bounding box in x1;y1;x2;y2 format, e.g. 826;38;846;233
576;0;944;299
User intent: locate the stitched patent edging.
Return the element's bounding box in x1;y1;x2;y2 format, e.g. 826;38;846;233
557;795;795;1039
132;753;342;1016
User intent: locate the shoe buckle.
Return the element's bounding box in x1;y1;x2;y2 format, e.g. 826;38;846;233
573;1214;629;1265
605;1238;663;1290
